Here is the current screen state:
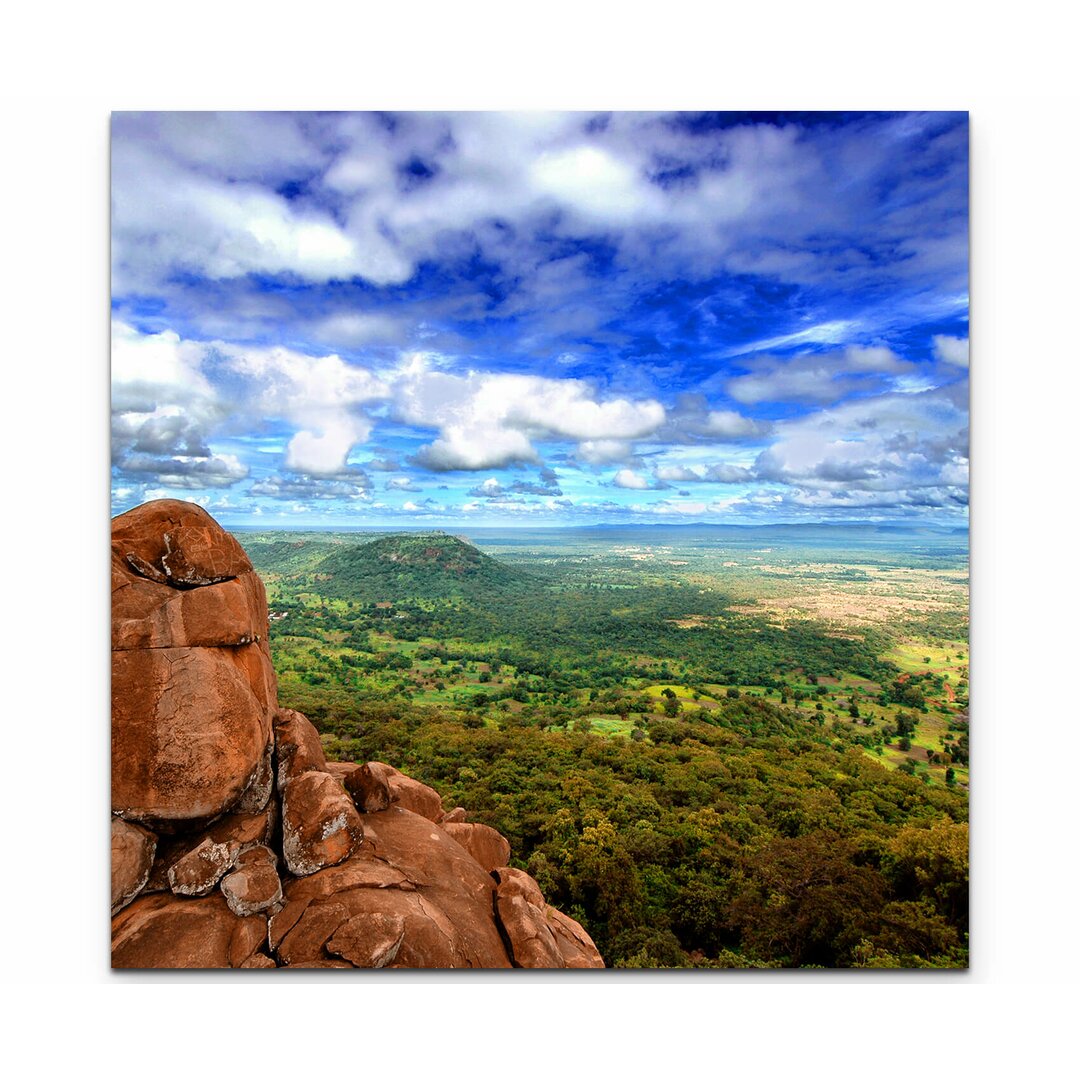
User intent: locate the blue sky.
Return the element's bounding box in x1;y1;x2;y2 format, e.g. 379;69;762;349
111;111;968;527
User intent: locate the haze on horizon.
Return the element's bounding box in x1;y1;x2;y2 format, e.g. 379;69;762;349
111;111;969;529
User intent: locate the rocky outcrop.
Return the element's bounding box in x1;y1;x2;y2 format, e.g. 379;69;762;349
112;500;275;831
493;867;602;968
111;500;603;969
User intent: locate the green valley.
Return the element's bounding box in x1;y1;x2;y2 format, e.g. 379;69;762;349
240;523;970;969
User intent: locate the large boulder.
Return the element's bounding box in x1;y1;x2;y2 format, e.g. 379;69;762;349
111;819;157;915
112;892;269;969
273;709;328;792
440;821;511;873
363;761;444;821
220;845;283;917
273;806;512;968
112;645;274;829
111;500;275;831
343;762;392;812
112;558;269;650
281;771;364;876
112;500;252;587
493;867;605;969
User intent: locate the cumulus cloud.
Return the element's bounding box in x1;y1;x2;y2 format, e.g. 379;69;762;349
612;468;656;490
574;439;638;465
751;384;969;499
397;356;665;471
213;343;390;475
933;334;969;368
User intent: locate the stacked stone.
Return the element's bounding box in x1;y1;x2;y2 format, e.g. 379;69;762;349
111;500;603;970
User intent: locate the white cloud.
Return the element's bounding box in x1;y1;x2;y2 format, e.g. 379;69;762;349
933;334;970;368
576;439;636;465
613;468;652;490
397;356;665;470
654;464;703;483
702;409;769;439
207;343;390;476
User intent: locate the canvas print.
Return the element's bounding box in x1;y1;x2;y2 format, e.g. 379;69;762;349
110;111;969;969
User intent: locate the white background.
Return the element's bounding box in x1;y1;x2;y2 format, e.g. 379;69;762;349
0;1;1076;1074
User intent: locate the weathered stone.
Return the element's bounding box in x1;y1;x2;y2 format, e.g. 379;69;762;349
112;499;252;587
112;644;273;830
344;762;392;812
112;892;267;969
205;805;276;852
228;912;270;967
492;866;563;967
240;952;277;969
281;771;364;876
111;818;157;914
274;708;328;792
167;837;241;896
221;846;283;917
113;559;269;650
493;866;604;969
276;902;352;966
324;761;357;784
327;913;406;968
441;806;468;824
546;906;607;969
233;740;275;813
365;761;444;821
441;821;511;872
277;807;512;969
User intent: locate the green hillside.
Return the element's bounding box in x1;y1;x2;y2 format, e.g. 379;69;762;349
315;533;531;601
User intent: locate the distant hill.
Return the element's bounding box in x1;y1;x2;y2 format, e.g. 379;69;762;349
315;533;531;601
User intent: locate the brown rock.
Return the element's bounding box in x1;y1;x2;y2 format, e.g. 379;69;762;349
111;818;157;914
326;913;406;968
276;806;512;969
221;846;283;917
441;821;511;872
324;761;357;784
274;708;328;792
276;902;351;966
546;906;606;969
167;837;241;896
112;892;267;969
281;771;364;876
493;866;605;969
142;804;274;895
441;806;467;824
343;762;392;812
228;911;270;967
240;953;277;969
365;761;444;821
112;499;252;587
204;804;276;851
492;866;563;967
112;644;273;830
233;740;275;813
113;558;269;651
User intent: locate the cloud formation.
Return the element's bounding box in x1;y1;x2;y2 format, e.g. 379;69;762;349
111;112;969;525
